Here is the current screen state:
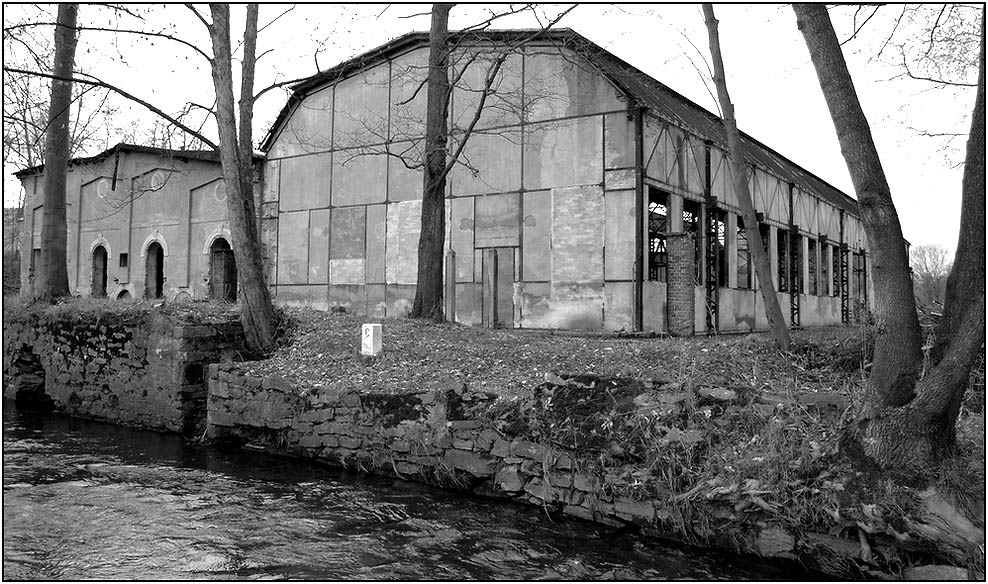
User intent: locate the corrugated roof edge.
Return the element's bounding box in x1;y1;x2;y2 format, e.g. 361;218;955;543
13;142;260;179
259;28;859;217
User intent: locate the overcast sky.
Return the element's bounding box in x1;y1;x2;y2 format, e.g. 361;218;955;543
3;3;980;255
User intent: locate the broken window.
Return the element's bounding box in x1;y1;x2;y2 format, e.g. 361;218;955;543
832;244;841;297
736;216;751;289
683;199;702;284
647;187;668;282
808;237;818;295
819;238;829;296
791;232;803;294
712;209;728;287
853;250;867;305
777;229;789;292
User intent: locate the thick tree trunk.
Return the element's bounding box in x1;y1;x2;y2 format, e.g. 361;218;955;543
701;4;791;352
928;10;986;443
793;4;922;411
794;4;986;470
411;3;453;322
207;4;277;354
39;4;78;299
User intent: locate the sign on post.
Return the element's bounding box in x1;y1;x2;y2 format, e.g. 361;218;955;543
361;323;382;357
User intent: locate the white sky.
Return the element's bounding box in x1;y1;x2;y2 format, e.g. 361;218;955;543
3;3;979;256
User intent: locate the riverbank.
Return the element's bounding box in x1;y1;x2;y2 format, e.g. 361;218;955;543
3;300;984;579
214;308;984;579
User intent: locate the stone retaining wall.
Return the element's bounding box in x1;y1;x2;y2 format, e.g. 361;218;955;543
3;307;244;434
206;366;844;573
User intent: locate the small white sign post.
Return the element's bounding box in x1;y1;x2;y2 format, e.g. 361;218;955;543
361;323;382;357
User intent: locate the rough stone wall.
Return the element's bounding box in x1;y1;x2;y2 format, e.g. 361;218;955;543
3;309;243;434
666;233;695;336
206;367;812;567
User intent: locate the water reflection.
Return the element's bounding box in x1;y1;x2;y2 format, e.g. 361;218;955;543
3;405;811;580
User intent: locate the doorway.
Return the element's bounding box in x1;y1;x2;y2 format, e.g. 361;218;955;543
208;237;237;302
145;242;164;299
91;245;108;298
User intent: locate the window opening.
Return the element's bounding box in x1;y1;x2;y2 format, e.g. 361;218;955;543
808;238;818;296
737;216;751;289
711;209;728;287
119;252;129;268
647;187;668;282
777;229;789;292
791;232;803;294
832;244;841;297
682;199;702;284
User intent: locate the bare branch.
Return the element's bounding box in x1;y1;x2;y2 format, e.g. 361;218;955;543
3;22;212;61
4;66;218;149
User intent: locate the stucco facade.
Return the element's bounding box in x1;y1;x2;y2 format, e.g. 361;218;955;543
16;145;240;302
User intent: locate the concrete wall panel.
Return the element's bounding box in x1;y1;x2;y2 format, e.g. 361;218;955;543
452;51;523;131
551;185;603;284
604;281;633;332
604;189;635;281
385;200;421;284
280;153;331;212
309;208;331;284
455;282;482;325
261;217;278;285
365;204;387;283
524;117;603;191
387;140;424;201
450;197;474;282
328;284;365;313
390;48;429;139
268;86;334;158
642;281;667;333
330;206;366;260
604;112;633;169
474;193;520;248
366;283;386;318
385;284;416;317
333;63;390;148
524;51;623;122
449;129;522;196
277;211;309;285
522;190;551;282
332;152;387;207
547;283;603;330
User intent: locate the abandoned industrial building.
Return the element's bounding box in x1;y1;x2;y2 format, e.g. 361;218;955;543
17;29;874;335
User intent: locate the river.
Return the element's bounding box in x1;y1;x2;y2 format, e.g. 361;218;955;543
2;405;813;580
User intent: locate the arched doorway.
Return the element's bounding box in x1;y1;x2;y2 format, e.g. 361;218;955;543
117;290;132;300
209;237;237;302
145;242;164;299
91;245;108;298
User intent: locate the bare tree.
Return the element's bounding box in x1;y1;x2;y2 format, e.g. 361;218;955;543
200;3;277;354
37;3;80;299
793;3;985;472
909;243;951;315
701;4;790;352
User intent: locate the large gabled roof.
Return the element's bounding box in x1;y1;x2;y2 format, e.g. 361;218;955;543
13;143;227;179
261;28;859;217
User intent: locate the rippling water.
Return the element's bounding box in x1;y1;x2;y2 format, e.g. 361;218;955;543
3;405;811;580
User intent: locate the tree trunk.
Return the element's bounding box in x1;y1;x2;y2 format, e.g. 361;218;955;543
928;9;986;443
701;4;791;352
794;4;986;469
207;4;277;354
39;3;78;299
793;4;922;411
411;3;453;322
